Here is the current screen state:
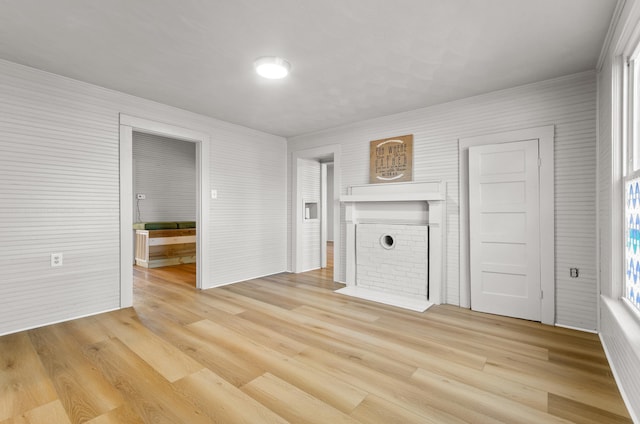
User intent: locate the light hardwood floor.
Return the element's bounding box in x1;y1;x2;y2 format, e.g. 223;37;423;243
0;258;632;423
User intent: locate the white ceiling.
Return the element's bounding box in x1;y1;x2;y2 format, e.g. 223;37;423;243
0;0;617;137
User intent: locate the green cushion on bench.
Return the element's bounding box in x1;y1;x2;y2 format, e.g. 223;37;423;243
133;222;178;230
176;221;196;229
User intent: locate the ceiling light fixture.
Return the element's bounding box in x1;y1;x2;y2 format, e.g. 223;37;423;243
254;56;291;79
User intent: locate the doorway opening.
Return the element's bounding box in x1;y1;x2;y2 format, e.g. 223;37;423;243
132;132;197;288
292;145;341;282
458;126;555;324
325;163;335;274
119;115;210;307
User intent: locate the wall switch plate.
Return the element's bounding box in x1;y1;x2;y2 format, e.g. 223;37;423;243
51;253;63;267
211;189;218;199
570;268;579;278
136;193;146;200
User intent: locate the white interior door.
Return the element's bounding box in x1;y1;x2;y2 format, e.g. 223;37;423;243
469;139;541;321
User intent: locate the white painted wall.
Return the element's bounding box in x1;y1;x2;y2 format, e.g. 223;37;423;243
288;71;599;330
133;132;196;222
0;59;287;336
300;158;321;271
597;0;640;421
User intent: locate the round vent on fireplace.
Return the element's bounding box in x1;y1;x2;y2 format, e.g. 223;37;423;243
380;234;396;250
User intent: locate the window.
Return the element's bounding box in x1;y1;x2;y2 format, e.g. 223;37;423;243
625;178;640;310
624;52;640;313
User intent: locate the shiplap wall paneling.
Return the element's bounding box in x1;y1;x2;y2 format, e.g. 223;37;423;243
132;132;196;223
0;58;287;335
288;71;598;330
554;116;598;330
208;130;287;285
0;70;120;335
600;299;640;422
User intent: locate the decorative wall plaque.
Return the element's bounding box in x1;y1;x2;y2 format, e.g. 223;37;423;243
370;134;413;183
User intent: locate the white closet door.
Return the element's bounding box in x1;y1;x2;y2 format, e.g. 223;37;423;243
469;139;541;321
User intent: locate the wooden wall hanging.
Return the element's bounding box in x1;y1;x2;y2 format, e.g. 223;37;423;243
370;134;413;183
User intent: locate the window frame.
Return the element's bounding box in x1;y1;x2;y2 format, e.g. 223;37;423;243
622;44;640;318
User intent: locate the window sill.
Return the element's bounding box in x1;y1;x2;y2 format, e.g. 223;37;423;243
621;296;640;327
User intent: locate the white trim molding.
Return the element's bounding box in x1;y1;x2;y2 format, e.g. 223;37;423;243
119;114;210;305
458;125;555;325
597;0;628;72
321;163;328;268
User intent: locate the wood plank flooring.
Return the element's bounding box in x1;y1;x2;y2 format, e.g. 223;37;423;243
0;260;632;423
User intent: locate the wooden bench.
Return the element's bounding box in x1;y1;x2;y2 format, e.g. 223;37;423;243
134;222;196;268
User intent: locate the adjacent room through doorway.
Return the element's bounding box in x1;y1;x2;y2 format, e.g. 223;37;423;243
131;132;198;288
325;162;334;272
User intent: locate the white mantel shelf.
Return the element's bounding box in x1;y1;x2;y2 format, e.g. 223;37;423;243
341;180;444;201
340;192;444;203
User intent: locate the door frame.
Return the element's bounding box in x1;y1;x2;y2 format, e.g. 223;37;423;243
459;125;555;324
321;163;328;269
468;139;541;320
291;145;341;281
119;114;210;306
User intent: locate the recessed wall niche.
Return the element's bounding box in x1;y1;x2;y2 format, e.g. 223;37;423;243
304;201;318;220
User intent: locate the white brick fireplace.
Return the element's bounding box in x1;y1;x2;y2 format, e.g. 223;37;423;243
338;181;445;311
356;223;429;297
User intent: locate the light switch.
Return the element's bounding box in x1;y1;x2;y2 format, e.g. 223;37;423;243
211;189;218;199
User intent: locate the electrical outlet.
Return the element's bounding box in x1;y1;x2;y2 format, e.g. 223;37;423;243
51;253;63;267
136;193;146;200
570;267;579;278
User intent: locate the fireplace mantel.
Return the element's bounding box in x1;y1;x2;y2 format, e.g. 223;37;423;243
341;180;444;203
340;181;446;308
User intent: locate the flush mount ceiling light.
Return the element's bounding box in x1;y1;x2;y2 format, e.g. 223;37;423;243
254;56;291;79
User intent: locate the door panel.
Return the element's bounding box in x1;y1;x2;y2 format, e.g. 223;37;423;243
481;242;526;266
469;139;541;321
482;272;527;296
481;181;526;204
